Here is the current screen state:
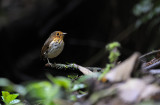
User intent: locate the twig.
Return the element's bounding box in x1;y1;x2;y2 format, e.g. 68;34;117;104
46;63;102;75
143;61;160;70
139;50;160;70
149;69;160;74
139;49;160;63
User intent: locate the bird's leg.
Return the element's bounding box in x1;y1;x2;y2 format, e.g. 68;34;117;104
47;58;52;66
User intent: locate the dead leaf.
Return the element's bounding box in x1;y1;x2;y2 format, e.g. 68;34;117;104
105;52;140;82
117;79;146;103
75;64;94;75
117;78;160;103
140;84;160;100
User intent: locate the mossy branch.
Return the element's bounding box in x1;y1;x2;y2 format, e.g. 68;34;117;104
45;63;102;75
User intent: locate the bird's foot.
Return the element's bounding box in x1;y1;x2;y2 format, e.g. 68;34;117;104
45;62;53;67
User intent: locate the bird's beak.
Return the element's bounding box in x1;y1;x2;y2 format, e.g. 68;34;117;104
63;32;67;35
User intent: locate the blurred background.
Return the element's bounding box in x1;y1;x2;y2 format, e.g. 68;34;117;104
1;0;160;83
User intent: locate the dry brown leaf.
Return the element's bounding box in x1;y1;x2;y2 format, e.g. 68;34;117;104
105;52;140;82
117;78;160;103
140;84;160;100
75;64;94;75
117;79;146;103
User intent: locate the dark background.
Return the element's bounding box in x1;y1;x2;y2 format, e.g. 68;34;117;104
1;0;160;83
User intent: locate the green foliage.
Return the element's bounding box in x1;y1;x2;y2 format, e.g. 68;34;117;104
70;83;87;101
106;42;121;63
26;81;53;100
77;73;99;83
72;84;86;91
98;64;113;80
0;42;122;105
106;42;120;51
47;74;71;90
132;0;160;50
99;42;121;80
133;0;153;16
1;91;20;105
133;0;160;28
67;74;78;80
70;95;77;101
25;75;72;105
0;78;26;96
0;75;88;105
109;51;120;63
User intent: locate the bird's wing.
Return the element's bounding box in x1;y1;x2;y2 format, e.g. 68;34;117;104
41;36;53;57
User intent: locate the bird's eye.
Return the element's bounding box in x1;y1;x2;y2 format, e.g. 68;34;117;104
57;33;59;36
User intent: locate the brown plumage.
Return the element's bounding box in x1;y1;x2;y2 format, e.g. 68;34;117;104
41;31;66;64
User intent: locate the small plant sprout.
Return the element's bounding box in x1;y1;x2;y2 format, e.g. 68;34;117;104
1;91;20;105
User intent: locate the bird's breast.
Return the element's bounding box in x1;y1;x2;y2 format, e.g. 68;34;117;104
47;40;64;58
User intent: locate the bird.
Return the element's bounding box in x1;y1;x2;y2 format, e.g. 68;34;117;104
41;31;66;65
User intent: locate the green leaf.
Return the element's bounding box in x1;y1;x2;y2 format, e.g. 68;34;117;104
6;94;19;104
1;91;20;105
98;64;113;80
26;81;61;105
2;91;10;101
70;95;77;101
26;81;52;99
47;74;71;90
109;51;120;63
77;73;99;83
72;84;86;91
106;42;120;51
67;74;78;80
